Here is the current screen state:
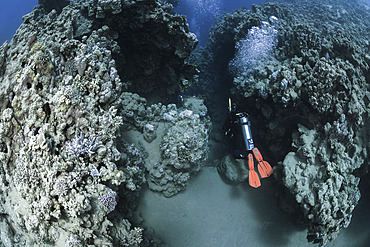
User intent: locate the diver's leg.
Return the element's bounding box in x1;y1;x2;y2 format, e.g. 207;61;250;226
233;132;246;159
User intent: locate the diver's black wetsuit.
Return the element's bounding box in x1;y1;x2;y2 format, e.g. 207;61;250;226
222;110;247;159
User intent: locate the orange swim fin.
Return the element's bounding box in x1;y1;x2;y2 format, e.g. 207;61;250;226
248;153;261;188
252;147;273;178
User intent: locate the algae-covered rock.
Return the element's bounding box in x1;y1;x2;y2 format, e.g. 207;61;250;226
218;154;249;183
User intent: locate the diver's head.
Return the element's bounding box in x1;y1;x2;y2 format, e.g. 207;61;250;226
228;98;238;113
231;103;238;113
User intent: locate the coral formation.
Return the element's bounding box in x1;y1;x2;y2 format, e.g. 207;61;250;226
151;105;210;197
0;42;8;77
0;0;206;246
192;0;369;245
78;0;199;99
280;124;364;244
119;95;211;197
38;0;69;13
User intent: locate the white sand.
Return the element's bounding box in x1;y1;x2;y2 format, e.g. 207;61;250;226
138;167;370;247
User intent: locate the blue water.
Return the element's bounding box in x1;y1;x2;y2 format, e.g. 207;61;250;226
0;0;260;45
0;0;38;44
174;0;266;46
1;0;370;45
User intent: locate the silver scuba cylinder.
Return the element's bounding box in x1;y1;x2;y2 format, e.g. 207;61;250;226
239;115;254;151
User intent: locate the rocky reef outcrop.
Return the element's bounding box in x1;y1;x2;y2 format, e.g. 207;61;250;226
78;0;198;100
0;0;207;246
148;98;210;197
119;95;210;197
194;0;369;245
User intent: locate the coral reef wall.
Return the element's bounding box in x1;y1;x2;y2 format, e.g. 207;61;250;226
194;0;369;246
0;0;205;246
78;0;198;100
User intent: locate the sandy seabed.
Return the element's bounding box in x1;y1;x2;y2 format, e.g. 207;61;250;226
138;167;370;247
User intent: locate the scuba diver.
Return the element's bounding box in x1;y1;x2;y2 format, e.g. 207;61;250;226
223;98;273;188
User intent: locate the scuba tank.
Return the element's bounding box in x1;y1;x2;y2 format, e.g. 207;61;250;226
238;113;254;151
226;98;254;151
